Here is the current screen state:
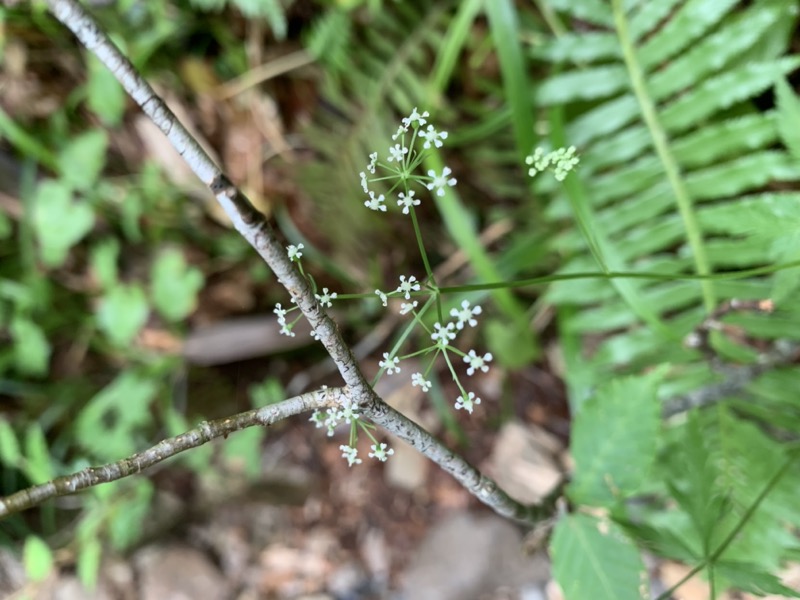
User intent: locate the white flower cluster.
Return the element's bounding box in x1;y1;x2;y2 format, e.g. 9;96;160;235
309;396;361;438
376;297;493;415
525;146;580;181
276;244;340;338
359;107;456;214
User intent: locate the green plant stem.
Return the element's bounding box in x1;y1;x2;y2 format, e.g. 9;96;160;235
611;0;715;313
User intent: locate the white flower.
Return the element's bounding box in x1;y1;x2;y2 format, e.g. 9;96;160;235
431;322;456;347
368;443;395;462
338;399;360;424
420;124;448;149
402;107;429;128
367;152;378;174
526;147;549;174
280;323;296;337
526;146;579;181
315;287;337;308
396;275;420;299
425;167;457;196
464;350;493;376
309;410;325;428
387;143;408;163
365;191;387;212
391;124;407;141
399;301;418;315
274;303;288;324
455;392;481;414
450;300;482;330
287;243;304;261
324;407;340;436
411;372;431;392
379;352;401;375
552;146;579;181
397;190;420;215
375;289;388;307
311;328;322;341
359;171;369;194
340;445;362;467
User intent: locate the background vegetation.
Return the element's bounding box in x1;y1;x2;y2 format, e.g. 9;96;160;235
2;0;800;598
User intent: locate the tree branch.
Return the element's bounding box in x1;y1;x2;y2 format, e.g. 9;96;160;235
29;0;552;526
0;388;339;517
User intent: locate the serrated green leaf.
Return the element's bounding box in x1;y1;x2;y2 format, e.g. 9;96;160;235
33;179;95;267
57;130;108;191
150;249;204;322
551;514;647;600
568;373;661;507
23;535;54;582
86;52;126;126
716;561;800;597
0;419;21;466
96;283;149;346
75;371;158;461
10;316;50;376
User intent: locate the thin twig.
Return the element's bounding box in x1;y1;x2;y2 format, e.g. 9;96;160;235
0;388;339;517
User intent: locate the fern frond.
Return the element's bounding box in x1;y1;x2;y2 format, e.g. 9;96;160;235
535;0;800;396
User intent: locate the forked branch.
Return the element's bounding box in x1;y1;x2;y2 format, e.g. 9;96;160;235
0;0;557;525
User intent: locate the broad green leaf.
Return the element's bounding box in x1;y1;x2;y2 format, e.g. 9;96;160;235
10;316;50;376
23;535;54;582
86;52;125;126
150;249;204;322
222;426;265;479
57;130;108;192
33;180;95;267
107;479;154;551
0;419;21;466
568;373;661;507
75;371;158;461
90;238;120;290
96;283;149;346
551;514;647;600
23;423;53;484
